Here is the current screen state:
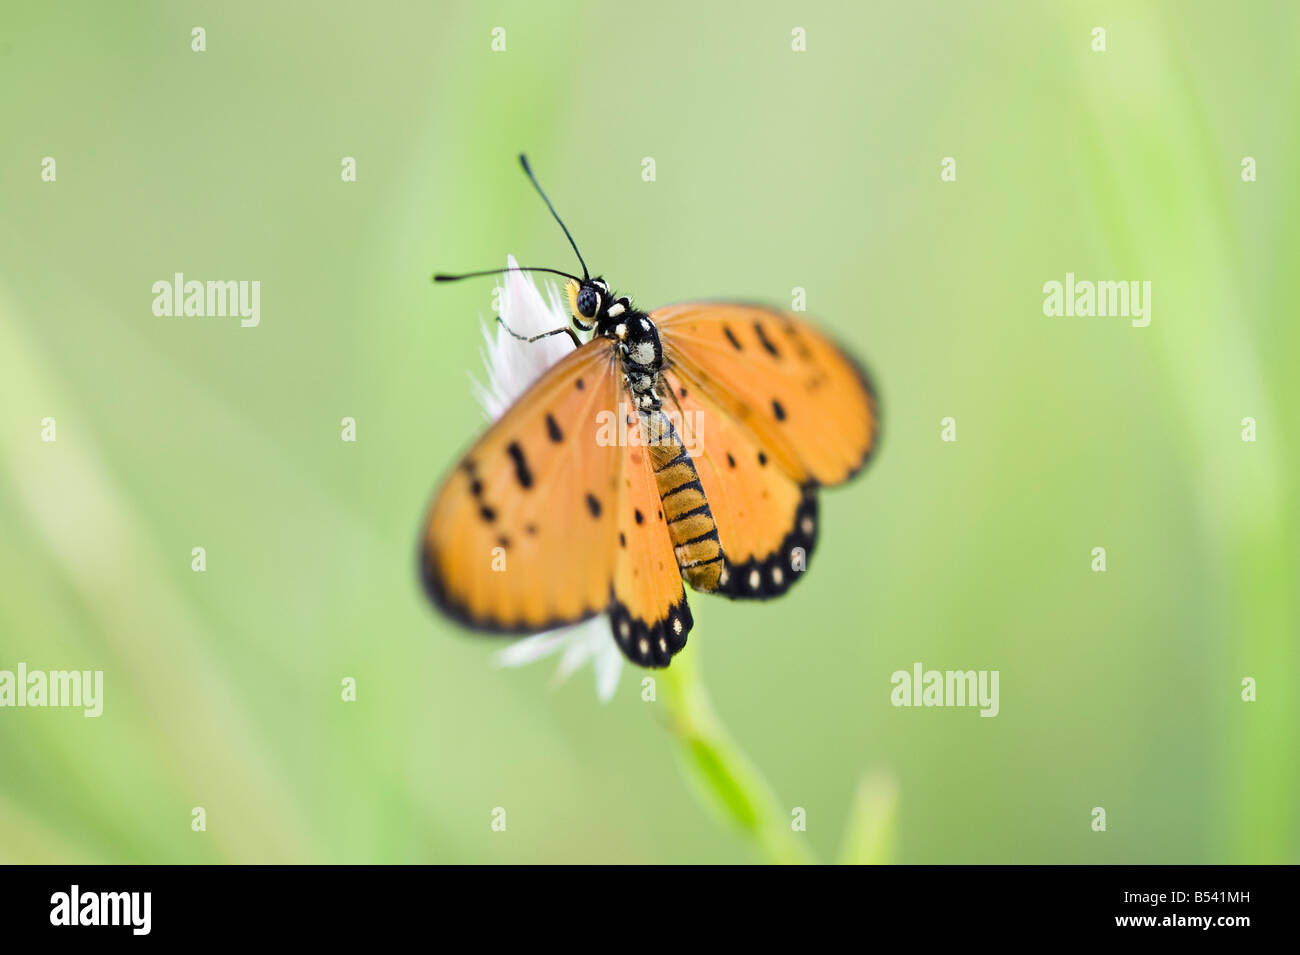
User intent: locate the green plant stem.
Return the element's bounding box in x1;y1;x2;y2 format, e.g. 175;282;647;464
657;649;817;865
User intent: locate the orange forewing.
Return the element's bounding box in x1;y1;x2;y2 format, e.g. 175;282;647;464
655;304;879;487
421;340;623;632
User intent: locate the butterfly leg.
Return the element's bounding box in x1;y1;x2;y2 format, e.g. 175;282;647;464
496;315;582;349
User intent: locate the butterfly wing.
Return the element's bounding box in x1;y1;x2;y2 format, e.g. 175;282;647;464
663;369;817;599
654;303;879;486
420;339;624;632
422;302;872;658
422;338;696;668
610;411;694;667
654;303;878;600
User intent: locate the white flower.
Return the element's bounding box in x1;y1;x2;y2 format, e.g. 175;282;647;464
478;256;624;702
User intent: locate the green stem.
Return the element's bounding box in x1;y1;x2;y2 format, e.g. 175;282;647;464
657;648;817;865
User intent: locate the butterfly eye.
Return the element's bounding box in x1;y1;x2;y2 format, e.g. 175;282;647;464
576;284;601;318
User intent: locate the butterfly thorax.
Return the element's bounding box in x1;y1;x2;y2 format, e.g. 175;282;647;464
566;277;666;412
598;307;665;412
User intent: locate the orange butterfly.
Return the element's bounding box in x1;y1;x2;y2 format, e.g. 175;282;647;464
421;155;879;668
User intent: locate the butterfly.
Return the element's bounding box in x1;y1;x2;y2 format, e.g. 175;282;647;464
421;155;879;669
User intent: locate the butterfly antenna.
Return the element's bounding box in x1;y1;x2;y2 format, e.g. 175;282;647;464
518;153;589;280
432;265;583;284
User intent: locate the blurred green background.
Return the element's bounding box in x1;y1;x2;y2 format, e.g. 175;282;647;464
1;1;1296;864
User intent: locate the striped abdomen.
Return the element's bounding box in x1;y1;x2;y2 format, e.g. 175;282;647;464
643;409;725;591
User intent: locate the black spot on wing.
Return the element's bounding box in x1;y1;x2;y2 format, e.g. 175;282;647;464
464;460;483;496
586;493;602;518
754;321;781;358
772;399;787;421
506;441;533;489
546;413;564;443
723;325;743;350
780;322;815;361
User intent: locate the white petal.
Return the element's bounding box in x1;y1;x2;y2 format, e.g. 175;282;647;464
493;630;570;668
550;616;610;683
502;254;567;338
591;635;624;703
553;633;598;682
475;255;573;419
549;618;624;703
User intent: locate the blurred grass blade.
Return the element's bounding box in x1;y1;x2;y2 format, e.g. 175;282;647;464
839;771;900;865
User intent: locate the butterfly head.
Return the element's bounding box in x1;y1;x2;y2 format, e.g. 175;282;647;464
567;277;632;325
